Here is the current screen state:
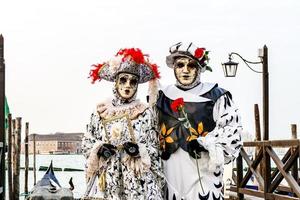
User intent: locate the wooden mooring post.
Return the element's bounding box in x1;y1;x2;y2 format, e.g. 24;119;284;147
25;122;29;194
11;119;16;197
14;117;22;200
7;114;13;200
254;104;261;142
0;34;5;200
33;133;37;185
291;124;298;197
254;104;263;191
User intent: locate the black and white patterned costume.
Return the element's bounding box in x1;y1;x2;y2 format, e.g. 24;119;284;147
157;82;242;200
82;97;164;199
82;47;163;200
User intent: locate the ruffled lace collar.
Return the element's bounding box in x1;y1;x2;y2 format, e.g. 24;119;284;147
97;99;147;120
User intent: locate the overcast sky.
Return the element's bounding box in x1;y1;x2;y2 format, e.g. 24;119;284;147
1;0;299;139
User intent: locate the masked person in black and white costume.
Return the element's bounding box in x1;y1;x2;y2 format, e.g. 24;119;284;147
82;48;163;200
156;42;243;200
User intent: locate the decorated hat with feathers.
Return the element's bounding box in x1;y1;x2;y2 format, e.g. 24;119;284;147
89;48;160;106
166;42;212;72
89;48;160;84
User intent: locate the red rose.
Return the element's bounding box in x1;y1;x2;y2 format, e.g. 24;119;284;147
194;48;205;59
171;98;185;112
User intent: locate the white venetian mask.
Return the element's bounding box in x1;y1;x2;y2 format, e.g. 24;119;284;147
116;73;139;100
174;57;199;86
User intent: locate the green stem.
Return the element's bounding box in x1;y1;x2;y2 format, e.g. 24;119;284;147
180;108;192;132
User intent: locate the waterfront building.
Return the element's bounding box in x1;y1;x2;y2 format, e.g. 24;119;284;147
21;132;83;154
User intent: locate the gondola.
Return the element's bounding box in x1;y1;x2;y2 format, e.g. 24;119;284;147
27;161;74;200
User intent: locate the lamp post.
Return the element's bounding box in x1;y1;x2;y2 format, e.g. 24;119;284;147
222;45;269;140
222;46;269;200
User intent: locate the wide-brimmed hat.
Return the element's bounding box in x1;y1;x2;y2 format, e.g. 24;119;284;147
89;48;160;106
166;42;212;72
90;48;160;84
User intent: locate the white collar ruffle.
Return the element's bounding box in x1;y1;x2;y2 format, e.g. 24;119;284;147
161;82;217;103
97;99;148;120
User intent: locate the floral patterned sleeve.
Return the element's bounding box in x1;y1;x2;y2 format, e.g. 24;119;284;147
197;94;243;170
81;112;103;159
140;108;164;199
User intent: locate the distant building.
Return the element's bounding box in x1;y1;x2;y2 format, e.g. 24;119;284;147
21;132;84;154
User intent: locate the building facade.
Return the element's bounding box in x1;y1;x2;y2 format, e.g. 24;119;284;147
22;132;83;154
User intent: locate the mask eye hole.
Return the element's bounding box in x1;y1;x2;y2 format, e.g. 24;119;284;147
175;62;185;68
187;62;197;69
130;79;138;87
119;77;127;84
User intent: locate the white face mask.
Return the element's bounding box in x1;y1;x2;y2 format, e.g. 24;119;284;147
174;57;198;86
116;73;139;100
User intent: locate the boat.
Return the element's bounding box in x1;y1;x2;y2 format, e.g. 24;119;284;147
27;161;75;200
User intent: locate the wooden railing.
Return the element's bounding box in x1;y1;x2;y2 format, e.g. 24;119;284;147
230;139;300;200
229;105;299;199
230;107;300;199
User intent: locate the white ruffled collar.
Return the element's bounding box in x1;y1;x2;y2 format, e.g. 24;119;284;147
97;99;147;120
161;82;217;103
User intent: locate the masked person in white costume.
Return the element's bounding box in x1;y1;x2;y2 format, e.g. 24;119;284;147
82;48;164;200
156;42;243;200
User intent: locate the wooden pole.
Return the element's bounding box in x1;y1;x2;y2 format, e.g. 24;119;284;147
262;45;269;140
237;154;244;200
261;45;271;198
254;104;261;141
33;134;36;185
263;144;271;199
291;124;298;197
7;114;13;200
14;117;21;200
291;124;297;140
254;104;264;191
0;34;6;200
24;122;29;194
11;119;16;197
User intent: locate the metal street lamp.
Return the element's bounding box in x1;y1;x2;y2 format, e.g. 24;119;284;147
221;57;239;77
222;45;269;140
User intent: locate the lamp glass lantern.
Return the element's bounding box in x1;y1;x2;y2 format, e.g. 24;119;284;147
222;59;239;77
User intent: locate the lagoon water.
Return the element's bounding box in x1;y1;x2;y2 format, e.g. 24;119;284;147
6;154;251;199
7;154;86;199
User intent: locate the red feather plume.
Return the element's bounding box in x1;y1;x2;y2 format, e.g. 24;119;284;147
116;48;148;64
89;63;105;83
150;63;160;79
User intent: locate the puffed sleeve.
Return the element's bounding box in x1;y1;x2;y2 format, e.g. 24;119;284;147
197;93;243;171
81;112;102;159
140;107;165;200
81;111;105;182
